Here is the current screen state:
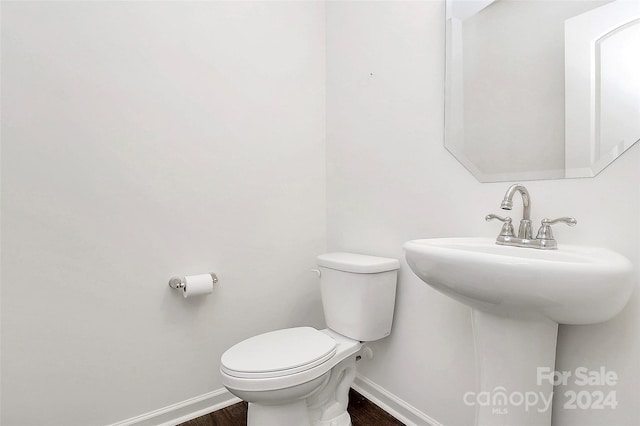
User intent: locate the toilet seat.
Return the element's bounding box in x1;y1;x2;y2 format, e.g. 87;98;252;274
220;328;362;393
221;327;337;379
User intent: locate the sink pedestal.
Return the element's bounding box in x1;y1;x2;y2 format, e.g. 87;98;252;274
472;309;558;426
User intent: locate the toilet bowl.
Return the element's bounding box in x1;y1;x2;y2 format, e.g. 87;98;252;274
220;252;399;426
221;328;362;426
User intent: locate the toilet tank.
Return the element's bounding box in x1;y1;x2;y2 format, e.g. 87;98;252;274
317;252;400;342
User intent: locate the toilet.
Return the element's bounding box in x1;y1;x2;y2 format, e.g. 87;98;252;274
219;252;400;426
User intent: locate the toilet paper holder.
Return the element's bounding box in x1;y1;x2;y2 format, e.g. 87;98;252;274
169;273;219;290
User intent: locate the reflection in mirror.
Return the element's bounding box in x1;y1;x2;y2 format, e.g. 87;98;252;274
445;0;640;182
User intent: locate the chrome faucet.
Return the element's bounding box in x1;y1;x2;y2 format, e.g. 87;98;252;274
486;184;577;250
500;184;532;240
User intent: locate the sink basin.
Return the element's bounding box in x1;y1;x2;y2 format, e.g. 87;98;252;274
404;237;634;324
404;237;635;426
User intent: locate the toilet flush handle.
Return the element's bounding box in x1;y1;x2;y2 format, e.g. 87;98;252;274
310;269;321;278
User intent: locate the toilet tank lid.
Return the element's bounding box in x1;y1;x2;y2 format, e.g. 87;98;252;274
317;252;400;273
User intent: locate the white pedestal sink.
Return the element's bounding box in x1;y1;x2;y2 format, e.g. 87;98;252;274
404;238;634;426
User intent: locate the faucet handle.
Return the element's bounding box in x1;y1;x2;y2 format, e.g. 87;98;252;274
541;217;577;227
535;217;577;242
486;213;511;223
485;214;515;237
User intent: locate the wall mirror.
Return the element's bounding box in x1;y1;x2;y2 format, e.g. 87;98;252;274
444;0;640;182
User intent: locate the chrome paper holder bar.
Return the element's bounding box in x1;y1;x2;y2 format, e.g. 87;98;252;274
168;273;219;290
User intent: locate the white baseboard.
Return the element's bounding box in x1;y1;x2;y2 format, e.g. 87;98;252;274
107;388;241;426
352;375;444;426
108;376;441;426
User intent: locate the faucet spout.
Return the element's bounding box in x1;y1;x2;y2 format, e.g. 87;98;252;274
501;184;532;238
501;184;531;219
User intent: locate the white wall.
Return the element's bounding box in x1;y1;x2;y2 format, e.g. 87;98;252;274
326;1;639;426
1;2;326;425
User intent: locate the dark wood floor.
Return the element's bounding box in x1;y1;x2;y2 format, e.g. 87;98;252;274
179;389;404;426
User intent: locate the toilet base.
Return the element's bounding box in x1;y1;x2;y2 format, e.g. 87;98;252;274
315;411;351;426
307;354;357;426
248;400;311;426
247;402;352;426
